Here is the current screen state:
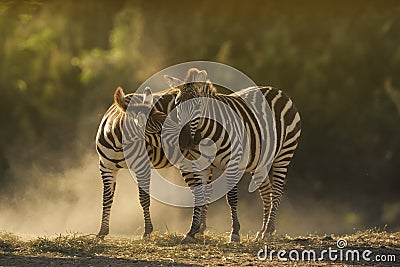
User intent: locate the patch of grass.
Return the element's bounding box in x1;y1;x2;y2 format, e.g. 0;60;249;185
26;234;105;256
0;231;21;252
0;230;399;266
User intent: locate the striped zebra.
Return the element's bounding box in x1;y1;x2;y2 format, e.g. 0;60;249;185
96;86;182;239
165;68;302;241
164;69;246;243
97;85;216;240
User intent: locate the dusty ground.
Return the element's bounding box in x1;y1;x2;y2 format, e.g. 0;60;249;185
0;230;399;266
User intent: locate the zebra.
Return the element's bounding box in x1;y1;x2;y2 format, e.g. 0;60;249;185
164;69;246;243
96;85;215;240
96;86;181;239
164;68;302;242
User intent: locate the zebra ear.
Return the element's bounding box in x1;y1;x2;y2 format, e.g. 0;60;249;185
164;75;184;88
114;86;128;111
185;68;207;83
197;70;208;82
143;86;153;105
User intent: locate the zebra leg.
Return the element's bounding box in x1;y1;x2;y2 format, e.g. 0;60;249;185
138;187;153;238
182;185;206;243
181;170;209;243
227;185;240;242
199;169;212;235
181;187;204;243
198;204;208;235
266;164;289;235
123;140;154;239
98;164;118;239
255;175;273;240
133;155;153;239
183;204;203;243
225;152;242;242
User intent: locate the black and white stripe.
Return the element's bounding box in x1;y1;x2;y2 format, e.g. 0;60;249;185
96;86;179;239
171;68;302;241
97;85;220;240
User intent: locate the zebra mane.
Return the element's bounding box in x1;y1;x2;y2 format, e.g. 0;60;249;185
203;81;217;96
125;88;179;101
115;87;179;112
181;68;216;97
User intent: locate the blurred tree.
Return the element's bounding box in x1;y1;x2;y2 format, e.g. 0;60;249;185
0;0;399;230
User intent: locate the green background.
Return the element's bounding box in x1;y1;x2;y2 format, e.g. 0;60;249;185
0;0;399;234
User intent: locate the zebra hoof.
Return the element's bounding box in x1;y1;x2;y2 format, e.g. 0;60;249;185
97;229;108;240
230;233;240;243
181;235;197;244
255;231;269;240
96;234;106;241
266;229;277;236
142;232;152;239
255;230;276;240
198;224;207;235
266;225;276;235
254;231;262;241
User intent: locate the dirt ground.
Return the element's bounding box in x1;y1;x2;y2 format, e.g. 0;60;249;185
0;230;399;266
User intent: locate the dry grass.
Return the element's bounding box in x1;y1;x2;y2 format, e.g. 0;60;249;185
0;230;399;266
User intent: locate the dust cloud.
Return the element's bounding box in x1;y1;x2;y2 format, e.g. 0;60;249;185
0;152;190;237
0;151;370;238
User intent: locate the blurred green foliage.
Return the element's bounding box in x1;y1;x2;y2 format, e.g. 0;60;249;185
0;0;399;229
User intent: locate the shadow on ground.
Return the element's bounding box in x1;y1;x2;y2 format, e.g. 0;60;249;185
0;254;201;267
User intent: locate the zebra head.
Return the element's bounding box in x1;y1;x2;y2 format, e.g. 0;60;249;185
164;68;216;149
114;86;166;144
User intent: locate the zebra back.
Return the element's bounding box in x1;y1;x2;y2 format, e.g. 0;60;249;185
172;71;301;173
